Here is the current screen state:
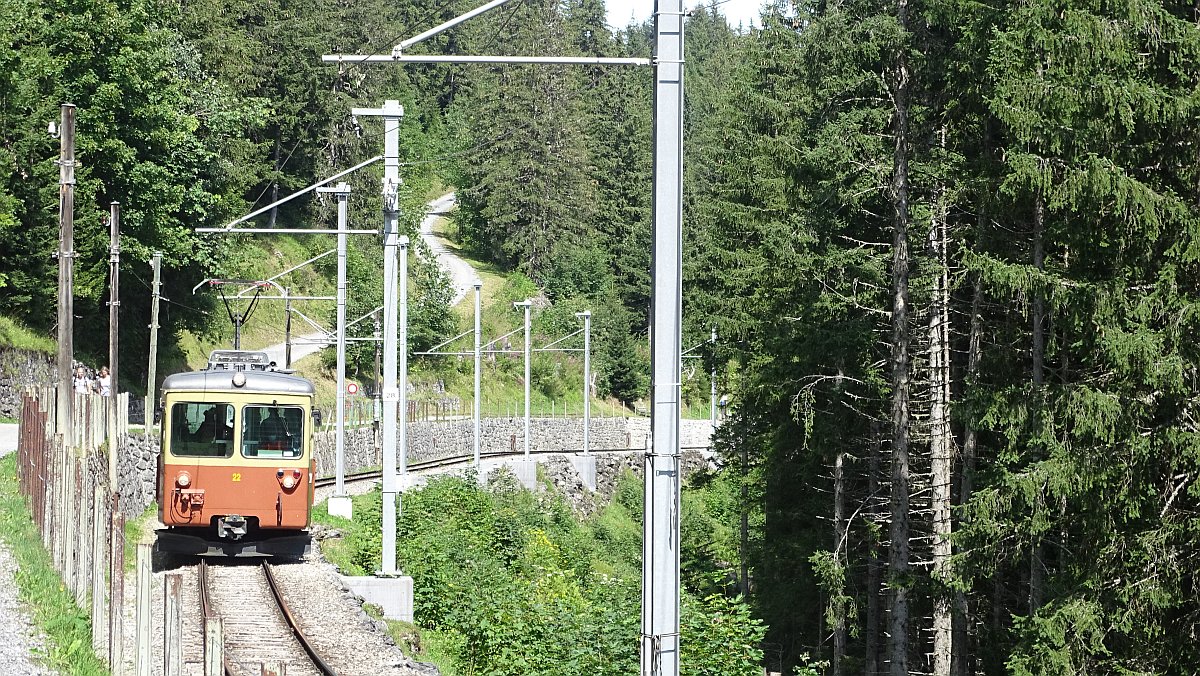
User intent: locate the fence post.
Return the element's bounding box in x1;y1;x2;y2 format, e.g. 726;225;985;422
91;483;107;659
204;616;223;676
135;542;152;676
109;496;125;674
164;573;182;676
75;457;91;606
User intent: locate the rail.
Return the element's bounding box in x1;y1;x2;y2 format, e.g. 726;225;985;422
263;562;339;675
199;560;337;675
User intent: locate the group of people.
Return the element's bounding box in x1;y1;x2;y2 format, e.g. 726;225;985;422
72;365;112;397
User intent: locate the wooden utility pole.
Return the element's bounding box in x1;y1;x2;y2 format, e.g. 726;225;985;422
56;103;76;447
108;202;120;484
145;253;162;433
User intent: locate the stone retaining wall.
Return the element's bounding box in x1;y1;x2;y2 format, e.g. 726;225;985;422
0;348;56;419
311;417;714;476
116;433;160;517
109;417;716;515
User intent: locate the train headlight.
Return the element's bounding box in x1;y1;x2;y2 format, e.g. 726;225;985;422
232;371;247;387
176;471;191;488
278;468;302;490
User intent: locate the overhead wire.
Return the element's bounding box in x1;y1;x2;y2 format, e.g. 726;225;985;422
246;0;474;210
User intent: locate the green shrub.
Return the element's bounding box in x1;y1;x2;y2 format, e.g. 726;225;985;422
316;471;768;676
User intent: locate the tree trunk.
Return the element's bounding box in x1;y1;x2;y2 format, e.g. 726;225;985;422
866;424;883;676
887;3;913;668
952;268;984;676
1029;195;1046;612
267;134;281;230
832;450;847;676
929;149;953;676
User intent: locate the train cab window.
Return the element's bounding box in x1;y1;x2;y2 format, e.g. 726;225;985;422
241;405;304;459
169;403;235;458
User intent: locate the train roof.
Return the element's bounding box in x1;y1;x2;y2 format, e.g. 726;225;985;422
161;350;315;396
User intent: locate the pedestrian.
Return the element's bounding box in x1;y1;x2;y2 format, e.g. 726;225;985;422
95;366;112;396
72;366;92;395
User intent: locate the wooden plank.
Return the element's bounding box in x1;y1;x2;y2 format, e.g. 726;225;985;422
109;498;125;674
164;573;182;676
135;542;151;676
91;484;107;659
204;616;223;676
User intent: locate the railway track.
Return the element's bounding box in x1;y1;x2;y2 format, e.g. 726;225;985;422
199;560;337;675
313;446;712;489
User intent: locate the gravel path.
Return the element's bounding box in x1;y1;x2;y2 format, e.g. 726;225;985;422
418;193;474;308
0;423;18;457
0;542;57;675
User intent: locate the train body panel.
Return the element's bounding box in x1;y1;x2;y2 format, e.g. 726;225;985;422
156;351;317;557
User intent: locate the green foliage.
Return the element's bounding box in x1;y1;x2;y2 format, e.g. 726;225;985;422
0;316;55;353
315;471;767;676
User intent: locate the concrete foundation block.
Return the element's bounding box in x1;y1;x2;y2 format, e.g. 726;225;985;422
327;495;353;520
505;460;538;490
396;473;426;493
570;455;597;491
340;574;414;623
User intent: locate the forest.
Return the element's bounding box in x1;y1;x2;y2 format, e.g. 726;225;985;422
4;0;1200;673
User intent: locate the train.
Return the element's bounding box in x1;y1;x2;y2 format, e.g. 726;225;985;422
155;350;318;557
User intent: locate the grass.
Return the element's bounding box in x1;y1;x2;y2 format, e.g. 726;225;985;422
0;455;109;675
0;316;55;354
362;608;461;676
123;503;159;571
0;415;17;424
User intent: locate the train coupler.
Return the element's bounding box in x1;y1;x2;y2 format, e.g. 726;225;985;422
217;514;248;540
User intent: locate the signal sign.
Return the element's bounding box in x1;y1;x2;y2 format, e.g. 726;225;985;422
347;383;359;395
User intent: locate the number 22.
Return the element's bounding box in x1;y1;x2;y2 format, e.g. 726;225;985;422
232;473;242;482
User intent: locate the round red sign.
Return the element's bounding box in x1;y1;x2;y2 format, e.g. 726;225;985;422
347;383;359;395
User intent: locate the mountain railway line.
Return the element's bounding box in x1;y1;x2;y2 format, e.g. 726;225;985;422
199;561;338;676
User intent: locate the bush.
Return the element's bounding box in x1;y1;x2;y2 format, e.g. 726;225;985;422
319;472;768;676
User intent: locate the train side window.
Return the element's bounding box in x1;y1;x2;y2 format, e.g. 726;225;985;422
241;405;304;459
169;403;235;458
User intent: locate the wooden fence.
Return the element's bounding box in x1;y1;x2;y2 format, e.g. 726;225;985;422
16;387;127;672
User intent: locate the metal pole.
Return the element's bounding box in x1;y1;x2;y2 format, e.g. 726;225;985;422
473;280;482;469
576;311;591;455
108;201;120;484
354;100;404;576
320;182;351;498
513;299;532;457
710;326;717;429
145;253;162;435
643;0;684;672
374;312;382;458
399;236;410;476
56;103;75;448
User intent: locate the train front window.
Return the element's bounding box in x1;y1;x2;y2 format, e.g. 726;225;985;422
169;403;235;458
241;405;304;458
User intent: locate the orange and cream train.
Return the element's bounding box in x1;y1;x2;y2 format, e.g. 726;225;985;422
156;350;318;557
